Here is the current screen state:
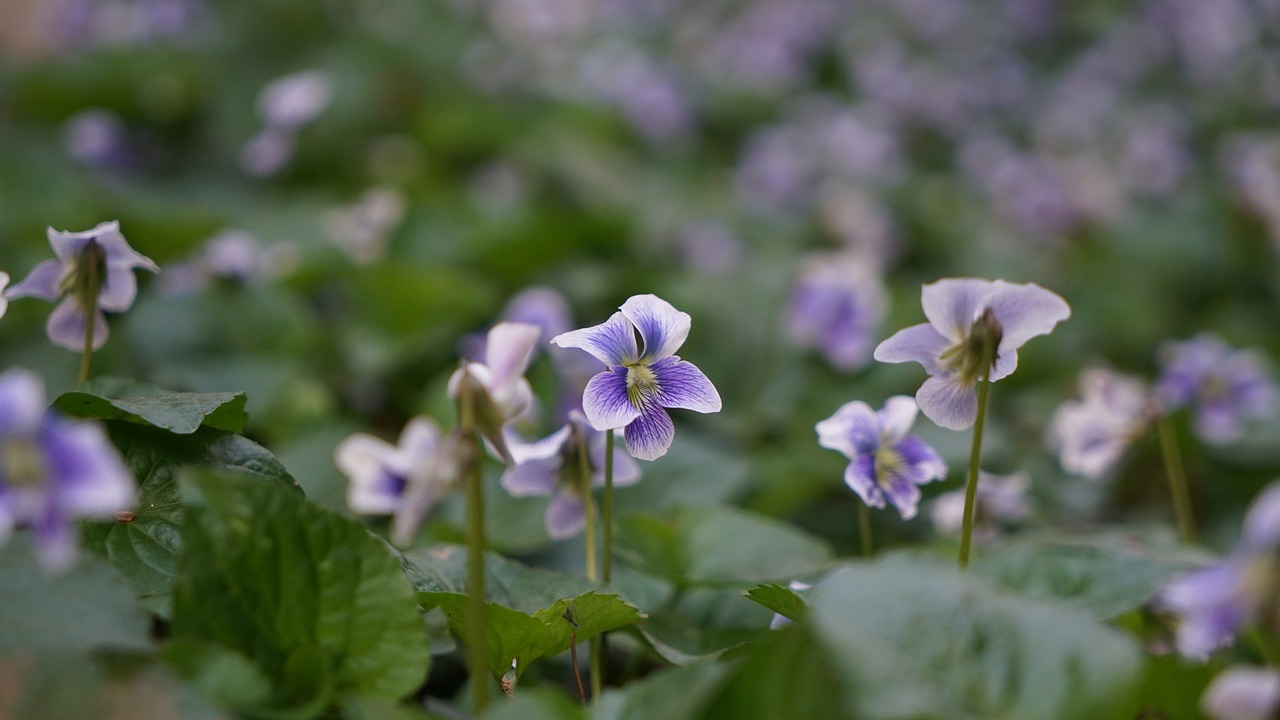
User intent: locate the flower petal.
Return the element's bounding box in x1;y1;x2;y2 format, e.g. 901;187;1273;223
0;272;7;318
879;469;923;520
987;280;1070;353
877;396;919;443
582;368;641;431
507;424;571;465
99;226;160;273
484;321;541;389
32;506;77;571
620;294;690;360
893;435;948;484
501;456;561;498
42;417;134;517
545;491;586;539
872;323;950;373
98;263;139;312
916;373;979;430
844;454;885;510
588;428;642;488
921;278;994;342
336;433;406;514
47;223;100;264
816;401;879;457
5;260;65;302
0;369;46;437
651;356;721;413
551;311;638;367
623;403;675;461
1200;666;1280;720
47;297;108;351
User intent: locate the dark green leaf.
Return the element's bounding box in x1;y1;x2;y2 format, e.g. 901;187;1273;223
55;376;248;434
593;662;732;720
742;584;808;624
402;543;599;614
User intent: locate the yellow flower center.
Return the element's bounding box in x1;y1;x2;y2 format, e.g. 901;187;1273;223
873;446;902;488
938;308;1003;385
625;364;658;408
2;439;46;489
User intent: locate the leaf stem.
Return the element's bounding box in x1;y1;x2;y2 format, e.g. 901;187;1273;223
78;245;102;387
577;428;602;700
857;500;873;557
958;333;995;570
1158;415;1195;543
460;395;490;713
602;429;615;585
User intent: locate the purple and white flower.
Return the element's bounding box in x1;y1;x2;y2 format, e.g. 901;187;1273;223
784;250;886;372
0;369;134;570
1049;368;1154;480
816;395;948;519
550;294;722;461
500;412;639;539
0;272;9;320
1202;666;1280;720
4;221;159;352
449;321;543;422
1156;334;1278;445
874;278;1071;430
930;470;1030;539
335;416;464;547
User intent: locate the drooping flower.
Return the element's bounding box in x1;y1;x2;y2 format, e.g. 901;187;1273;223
1156;334;1278;445
4;221;159;352
930;470;1030;540
0;368;134;570
335;416;464;547
550;294;722;461
1202;666;1280;720
815;395;948;519
874;278;1071;430
0;272;9;320
449;321;542;422
1049;368;1154;480
500;412;640;539
240;70;334;178
497;287;603;420
783;250;886;371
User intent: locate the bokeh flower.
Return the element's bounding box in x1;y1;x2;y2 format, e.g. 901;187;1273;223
1202;666;1280;720
551;294;722;461
0;368;134;570
0;272;9;320
816;395;947;519
874;278;1070;429
784;250;886;372
449;321;542;422
1049;368;1154;480
1156;334;1278;445
500;412;639;539
930;470;1030;540
4;221;159;352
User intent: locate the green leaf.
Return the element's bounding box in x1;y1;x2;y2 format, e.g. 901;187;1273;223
615;506;835;587
480;687;586;720
702;625;850;720
162;640;273;713
967;531;1205;619
81;421;299;617
171;469;430;717
742;584;808;624
55;376;248;434
631;587;775;665
593;662;732;720
807;557;1143;720
402;543;600;613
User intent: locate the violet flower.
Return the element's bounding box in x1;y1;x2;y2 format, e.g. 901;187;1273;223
784;250;886;371
1202;666;1280;720
500;412;640;539
1049;368;1154;480
1156;334;1278;445
930;470;1030;540
0;368;134;570
334;416;464;547
448;321;542;422
550;294;722;461
815;395;948;519
4;221;159;352
873;278;1071;430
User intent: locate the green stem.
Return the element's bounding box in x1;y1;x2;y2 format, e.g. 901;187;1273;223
577;429;602;700
78;249;101;387
602;429;615;585
1158;415;1195;543
957;336;995;570
857;500;873;558
460;397;490;713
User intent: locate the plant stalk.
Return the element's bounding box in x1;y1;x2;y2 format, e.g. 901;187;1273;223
577;428;602;700
858;500;873;557
460;394;491;713
957;333;995;569
1158;415;1196;543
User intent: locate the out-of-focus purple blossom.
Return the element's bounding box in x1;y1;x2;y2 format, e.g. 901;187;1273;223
686;0;839;95
734;123;815;213
816;395;947;519
487;0;595;47
335;416;464;547
818;185;897;262
1202;666;1280;720
0;273;9;320
1049;368;1154;480
0;369;134;571
158;230;298;296
63;109;134;171
5;221;159;352
678;222;744;278
326;186;407;265
1117;107;1191;199
500;412;639;539
818;106;903;184
874;278;1071;430
240;70;333;178
1221;134;1280;251
239;129;296;179
930;470;1030;540
1164;0;1257;86
1156;334;1279;445
468;160;529;217
551;294;721;461
579;43;694;142
987;152;1082;238
784;250;885;372
56;0;208;50
449;322;542;423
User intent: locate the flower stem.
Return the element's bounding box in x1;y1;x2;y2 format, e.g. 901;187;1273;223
958;335;995;570
576;429;601;700
857;500;873;557
459;396;490;713
1158;415;1196;543
602;429;615;585
78;248;102;387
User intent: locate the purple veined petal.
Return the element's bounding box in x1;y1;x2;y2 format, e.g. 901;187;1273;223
816;400;880;458
41;418;134;518
872;323;950;373
501;455;562;498
501;286;573;340
877;396;919;443
0;368;47;437
551;312;639;367
507;425;572;465
894;435;948;484
916;373;979;430
990;345;1021;383
1200;666;1280;720
878;466;924;520
545;490;587;540
921;278;995;342
620;294;691;361
347;466;407;514
1242;482;1280;551
484;322;541;390
46;297;109;351
987;280;1070;350
623;402;675;461
5;260;66;302
582;368;641;431
650;356;721;413
844;454;886;510
336;433;407;514
490;377;534;421
97;262;139;312
1161;561;1250;659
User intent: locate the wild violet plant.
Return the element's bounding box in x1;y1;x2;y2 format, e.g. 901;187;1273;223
875;278;1069;567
